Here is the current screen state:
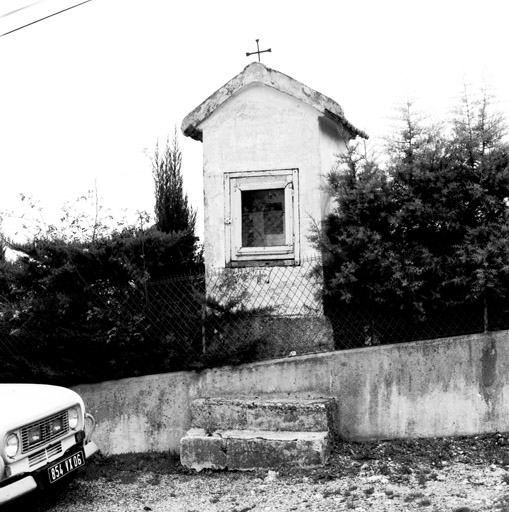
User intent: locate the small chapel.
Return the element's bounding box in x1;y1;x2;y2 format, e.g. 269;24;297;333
182;62;367;350
182;61;367;271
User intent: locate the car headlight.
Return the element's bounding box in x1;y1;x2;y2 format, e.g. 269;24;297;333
68;406;80;430
5;433;19;458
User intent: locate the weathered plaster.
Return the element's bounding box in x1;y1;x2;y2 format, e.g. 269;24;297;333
182;62;367;142
180;64;364;341
75;330;509;454
198;83;331;269
182;64;365;272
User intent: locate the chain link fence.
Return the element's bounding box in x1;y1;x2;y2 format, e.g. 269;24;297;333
1;256;508;384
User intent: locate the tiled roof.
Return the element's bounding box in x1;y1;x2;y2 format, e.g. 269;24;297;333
181;62;368;142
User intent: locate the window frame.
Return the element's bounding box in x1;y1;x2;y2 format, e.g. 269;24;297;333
224;169;300;266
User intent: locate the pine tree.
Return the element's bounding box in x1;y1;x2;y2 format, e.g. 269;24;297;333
152;129;197;234
448;85;509;329
318;89;509;341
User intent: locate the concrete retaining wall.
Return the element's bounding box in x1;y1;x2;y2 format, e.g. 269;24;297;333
74;330;509;455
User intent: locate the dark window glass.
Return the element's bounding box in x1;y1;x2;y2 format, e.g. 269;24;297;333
241;189;285;247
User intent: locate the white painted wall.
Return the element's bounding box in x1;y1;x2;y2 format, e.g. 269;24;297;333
198;83;345;270
318;116;348;219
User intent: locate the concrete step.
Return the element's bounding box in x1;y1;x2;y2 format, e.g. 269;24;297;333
180;428;330;471
190;396;337;433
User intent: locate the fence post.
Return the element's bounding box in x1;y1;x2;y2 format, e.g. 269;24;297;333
201;304;207;354
483;295;489;333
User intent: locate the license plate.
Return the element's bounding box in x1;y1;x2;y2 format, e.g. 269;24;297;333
47;450;85;483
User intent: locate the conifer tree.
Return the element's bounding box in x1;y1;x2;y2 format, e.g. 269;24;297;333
318;89;509;340
152;129;197;234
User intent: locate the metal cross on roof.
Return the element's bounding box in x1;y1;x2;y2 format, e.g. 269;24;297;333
246;39;271;62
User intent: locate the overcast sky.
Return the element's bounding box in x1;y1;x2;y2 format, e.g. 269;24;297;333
1;0;508;241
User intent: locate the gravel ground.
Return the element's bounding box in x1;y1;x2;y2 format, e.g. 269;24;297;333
5;434;509;512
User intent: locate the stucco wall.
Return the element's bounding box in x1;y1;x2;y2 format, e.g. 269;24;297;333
199;83;343;270
197;83;344;320
74;330;509;455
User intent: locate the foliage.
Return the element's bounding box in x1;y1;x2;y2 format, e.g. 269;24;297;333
201;293;273;368
2;185;120;245
0;219;203;384
317;90;509;343
0;126;206;384
152;129;197;234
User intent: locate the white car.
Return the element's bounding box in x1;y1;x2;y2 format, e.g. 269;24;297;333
0;383;98;505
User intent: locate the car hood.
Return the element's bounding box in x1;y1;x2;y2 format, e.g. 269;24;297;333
0;384;83;434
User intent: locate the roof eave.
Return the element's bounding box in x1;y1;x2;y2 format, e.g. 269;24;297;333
324;109;369;140
181;62;368;142
183;124;203;142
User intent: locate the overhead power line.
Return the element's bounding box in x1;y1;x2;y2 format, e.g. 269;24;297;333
0;0;51;20
1;0;92;38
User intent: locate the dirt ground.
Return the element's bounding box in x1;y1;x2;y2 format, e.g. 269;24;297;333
6;433;509;512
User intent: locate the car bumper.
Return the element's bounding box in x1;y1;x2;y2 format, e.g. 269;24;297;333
84;440;98;459
0;474;38;504
0;439;98;505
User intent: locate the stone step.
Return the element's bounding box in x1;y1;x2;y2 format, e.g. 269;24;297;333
180;428;330;471
190;397;336;433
